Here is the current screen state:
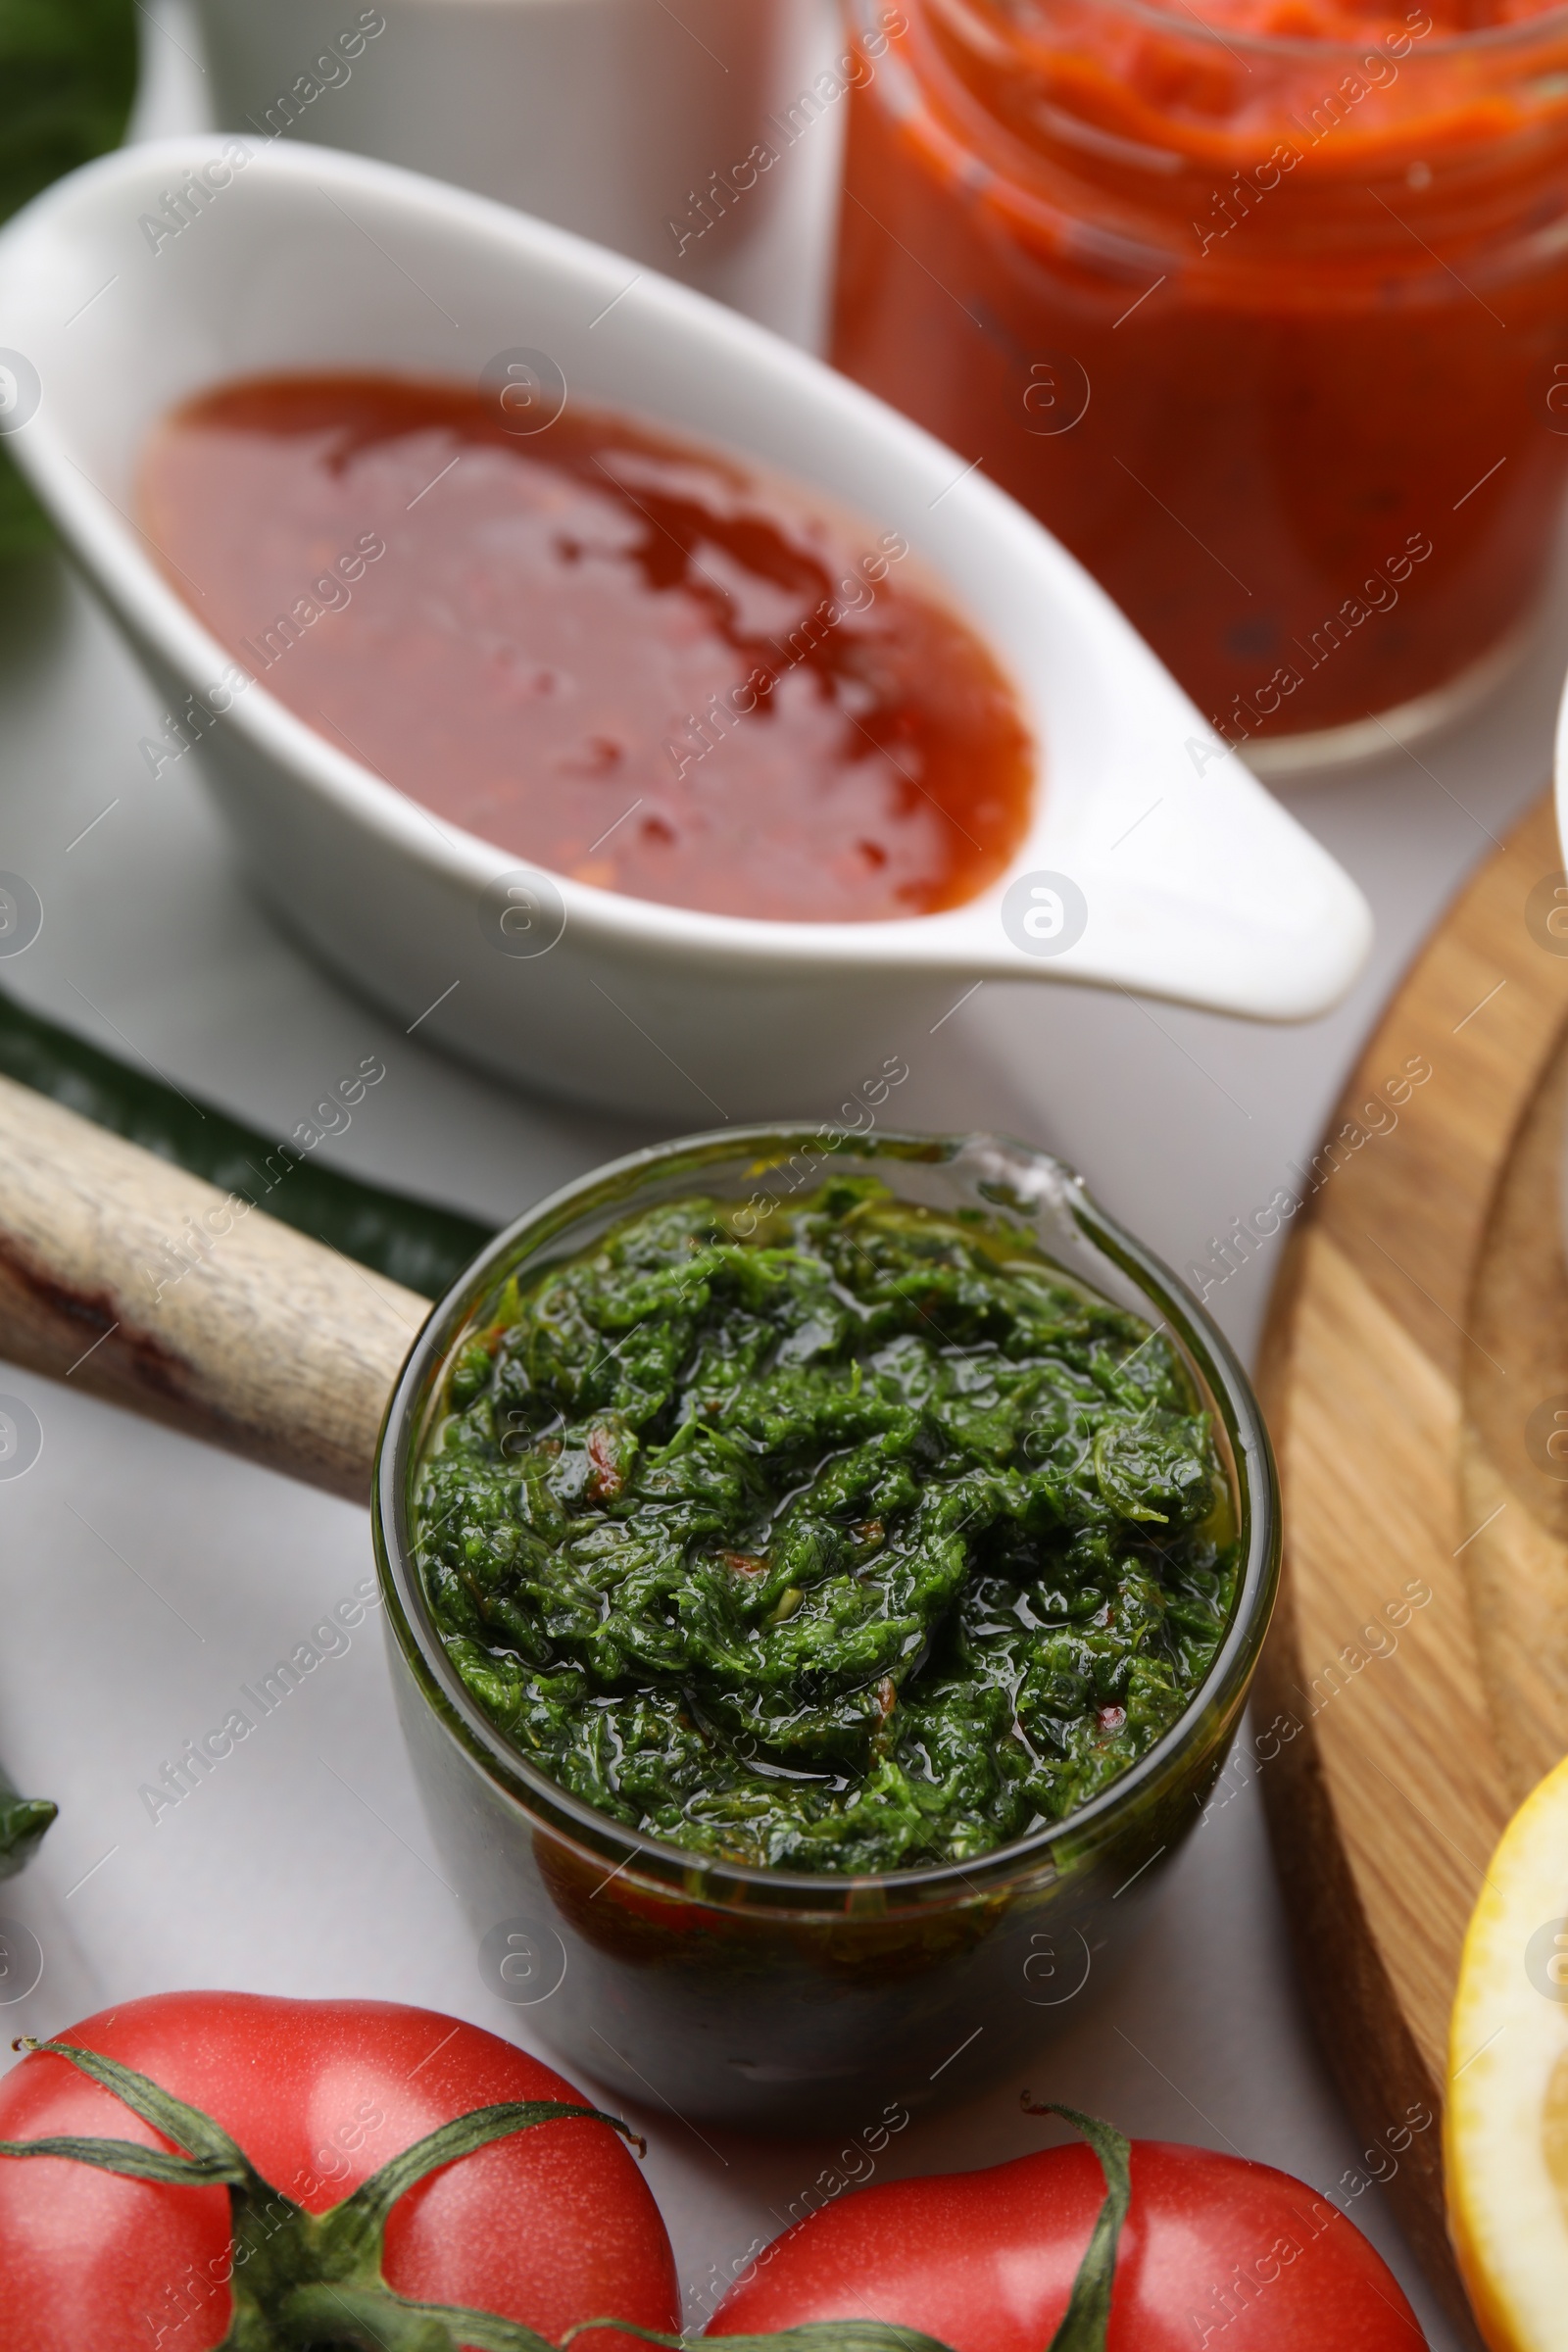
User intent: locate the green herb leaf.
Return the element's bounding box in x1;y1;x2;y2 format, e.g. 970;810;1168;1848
0;1785;56;1878
0;0;138;225
0;453;51;561
0;0;139;563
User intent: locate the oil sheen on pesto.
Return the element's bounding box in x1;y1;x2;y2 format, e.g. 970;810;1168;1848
414;1179;1237;1875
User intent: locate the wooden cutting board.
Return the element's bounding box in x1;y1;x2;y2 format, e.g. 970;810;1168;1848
1257;790;1568;2342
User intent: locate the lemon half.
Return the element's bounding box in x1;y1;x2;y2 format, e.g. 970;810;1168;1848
1448;1751;1568;2348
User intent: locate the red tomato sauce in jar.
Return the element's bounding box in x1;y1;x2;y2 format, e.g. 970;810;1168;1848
138;375;1034;922
833;0;1568;750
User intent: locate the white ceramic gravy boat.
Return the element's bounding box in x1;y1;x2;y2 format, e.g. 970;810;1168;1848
0;136;1370;1118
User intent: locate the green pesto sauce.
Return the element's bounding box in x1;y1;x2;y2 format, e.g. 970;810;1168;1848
413;1179;1238;1875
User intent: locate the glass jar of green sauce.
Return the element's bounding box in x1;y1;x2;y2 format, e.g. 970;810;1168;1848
375;1128;1278;2131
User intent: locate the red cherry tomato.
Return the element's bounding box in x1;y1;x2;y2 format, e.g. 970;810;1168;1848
710;2139;1426;2352
0;1991;679;2352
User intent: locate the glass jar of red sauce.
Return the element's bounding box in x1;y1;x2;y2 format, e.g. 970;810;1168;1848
833;0;1568;764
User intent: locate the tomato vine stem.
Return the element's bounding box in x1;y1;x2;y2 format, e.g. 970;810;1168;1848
568;2108;1132;2352
0;2035;636;2352
0;2043;1130;2352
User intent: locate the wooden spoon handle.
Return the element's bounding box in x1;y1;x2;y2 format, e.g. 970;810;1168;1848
0;1072;430;1499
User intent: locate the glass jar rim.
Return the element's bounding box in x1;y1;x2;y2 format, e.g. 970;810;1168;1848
374;1125;1281;1918
885;0;1568;69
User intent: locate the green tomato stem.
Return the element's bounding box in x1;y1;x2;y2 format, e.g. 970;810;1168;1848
275;2280;557;2352
565;2328;952;2352
1022;2101;1133;2352
570;2102;1132;2352
0;2041;1133;2352
0;2036;638;2352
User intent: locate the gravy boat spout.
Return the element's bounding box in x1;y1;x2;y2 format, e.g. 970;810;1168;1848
0;136;1371;1118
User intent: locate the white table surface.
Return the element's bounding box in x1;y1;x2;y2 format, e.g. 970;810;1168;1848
2;10;1558;2344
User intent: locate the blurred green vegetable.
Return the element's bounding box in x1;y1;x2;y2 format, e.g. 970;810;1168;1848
0;0;139;556
0;1769;55;1879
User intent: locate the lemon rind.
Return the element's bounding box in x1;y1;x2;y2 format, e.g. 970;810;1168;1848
1447;1750;1568;2352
